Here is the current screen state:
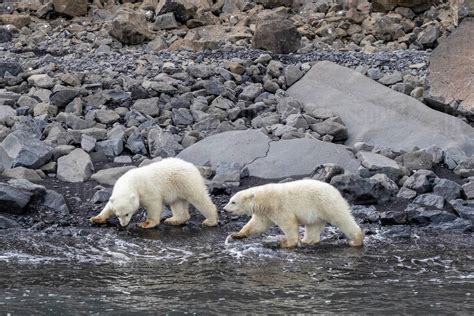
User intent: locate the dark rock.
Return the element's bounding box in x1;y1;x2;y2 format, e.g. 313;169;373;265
351;205;379;223
412;193;445;209
380;210;407;225
95;139;124;157
433;179;462;201
110;10;152;45
403;169;437;194
462;182;474;200
52;0;87;17
252;18;301;54
450;199;474;222
454;157;474;178
0;215;21;229
49;89;80;108
397;187;417;200
0;130;53;169
0;27;12;43
0;62;22;77
330;174;396;205
431;218;472;232
406;204;458;225
0;183;33;214
310;119;348;141
91;187;112;204
395;150;433;171
311;163;344;183
40;190;69;213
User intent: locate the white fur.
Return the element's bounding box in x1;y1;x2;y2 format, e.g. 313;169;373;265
90;158;218;228
224;179;363;248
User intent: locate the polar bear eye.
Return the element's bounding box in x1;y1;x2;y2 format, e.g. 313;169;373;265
125;213;129;217
231;201;235;205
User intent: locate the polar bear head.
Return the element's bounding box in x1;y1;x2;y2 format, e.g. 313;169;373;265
110;193;140;227
224;190;256;215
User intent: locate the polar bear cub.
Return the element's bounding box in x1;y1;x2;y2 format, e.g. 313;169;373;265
90;158;218;228
224;179;363;248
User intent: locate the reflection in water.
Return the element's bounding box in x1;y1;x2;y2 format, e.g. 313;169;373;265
0;227;473;314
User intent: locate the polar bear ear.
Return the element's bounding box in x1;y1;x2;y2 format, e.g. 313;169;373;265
246;193;255;200
130;193;139;205
109;197;114;204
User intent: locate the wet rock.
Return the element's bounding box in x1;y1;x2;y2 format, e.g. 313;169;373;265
424;18;474;121
395;150;433;171
330;174;395;205
432;218;473;232
252;18;301;54
311;163;344;183
0;183;33;214
406;204;458;225
453;157;474;177
0;215;20;229
110;10;152;45
380;210;407;225
403;169;437;194
57;149;94;183
0;130;53;170
433;179;462;201
52;0;87;17
462;182;474;200
2;167;42;182
450;199;474;222
91;166;136;186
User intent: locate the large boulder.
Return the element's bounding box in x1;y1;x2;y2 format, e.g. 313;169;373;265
371;0;437;13
252;18;301;54
52;0;88;17
110;10;153;45
424;18;474;121
91;166;136;186
287;61;474;156
178;130;360;179
156;0;210;22
0;130;53;170
57;149;94;183
0;183;34;214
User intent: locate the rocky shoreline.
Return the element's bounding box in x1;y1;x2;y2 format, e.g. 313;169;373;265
1;0;473;239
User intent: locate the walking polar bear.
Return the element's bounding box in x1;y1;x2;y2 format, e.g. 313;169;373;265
224;179;363;248
90;158;218;228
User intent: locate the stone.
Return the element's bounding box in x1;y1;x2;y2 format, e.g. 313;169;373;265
371;0;433;13
403;169;437;194
40;190;69;213
433;179;462;201
57;149;94;183
110;10;152;45
239;83;263;101
33;103;57;117
395;150;433;171
311;163;345;183
132;98;160;117
126;129;147;155
0;216;20;229
432;218;472;232
252;18;301;54
211;162;242;189
187;64;214;78
378;71;402;85
288;61;474;155
91;187;112;204
0;105;15;123
0;183;33;214
172;108;194;126
454;157;474;177
310;119;348;141
462;182;474;200
156;0;208;23
450;199;474;222
2;167;42;182
417;25;439;47
356;151;401;172
49;89;80;108
257;0;293;8
0;27;12;43
147;35;169;52
284;64;305;87
286;114;308;129
0;14;31;29
413;193;445;210
397;187;417;200
81;134;97;153
351;205;379;223
52;0;87;17
91;166;136;186
0;62;23;77
406;205;458;225
56;113;95;130
28;74;54;89
147;127;183;158
95;110;120;124
424;18;474;121
0;130;53;170
95;139;123;157
330;174;396;205
153;12;179;30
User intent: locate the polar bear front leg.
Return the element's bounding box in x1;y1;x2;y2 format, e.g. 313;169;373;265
138;200;163;229
301;219;326;245
231;214;272;239
273;217;299;248
90;202;113;224
164;200;190;226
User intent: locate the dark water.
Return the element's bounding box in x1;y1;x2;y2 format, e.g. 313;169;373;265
1;225;473;314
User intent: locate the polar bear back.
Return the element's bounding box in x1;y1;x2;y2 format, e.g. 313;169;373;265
252;179;352;225
112;158;208;204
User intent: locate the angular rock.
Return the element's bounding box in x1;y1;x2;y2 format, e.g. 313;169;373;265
462;182;474;200
395;150;433;171
239;84;263;101
172;108;194;125
95;139;123;157
110;10;152;45
454;157;474;177
2;167;42;182
147;127;183;158
0;130;53;169
27;74;54;89
424;18;474;121
450;199;474;222
0;183;33;214
0;27;12;43
285;64;305;87
57;149;94;183
0;215;20;229
356;151;402;174
95;110;120;124
311;163;344;183
397;187;417;200
252;18;301;54
40;190;69;213
0;62;23;77
153;12;179;30
91;166;136;186
49;89;80;108
52;0;87;17
403;169;437;194
132;98;160;117
330;174;396;205
211;162;242;190
413;193;445;210
433;179;462;201
288;61;474;155
406;205;458;225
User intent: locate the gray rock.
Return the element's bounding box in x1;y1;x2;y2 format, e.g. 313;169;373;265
171;108;194;125
0;215;20;229
109;10;152;45
147;127;183;158
286;113;308;129
132;98;160;117
0;183;33;214
423;145;444;164
91;166;136;186
357;151;401;172
252;18;301;54
126;129;147;155
378;71;402;85
431;218;472;232
153;12;179;30
0;130;53;169
239;83;263;101
351;205;379;223
311;163;344;183
49;89;80;108
40;190;69;213
57;149;94;183
95;110;120;124
330;174;396;205
95;138;123;157
406;205;457;225
287;61;474;155
2;167;42;182
397;187;417;200
284;64;305;87
0;27;12;43
91;187;112;204
310;119;348;141
27;74;54;89
395;150;433;171
450;199;474;222
416;25;439;47
81;134;97;153
7;179;46;196
462;182;474;200
56;112;95;130
187;64;214;79
454;157;474;178
433;179;462;201
0;62;23;77
403;169;437;194
211;96;234;110
211;162;242;189
413;193;445;209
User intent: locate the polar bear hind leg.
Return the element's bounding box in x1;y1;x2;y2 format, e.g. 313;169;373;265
164;200;190;226
301;218;326;245
187;194;218;227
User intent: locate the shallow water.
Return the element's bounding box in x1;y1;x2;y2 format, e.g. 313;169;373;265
0;226;473;314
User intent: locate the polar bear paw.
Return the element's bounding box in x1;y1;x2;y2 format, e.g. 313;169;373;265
202;219;218;227
164;217;189;226
230;232;246;239
138;219;159;229
279;238;298;249
90;215;107;224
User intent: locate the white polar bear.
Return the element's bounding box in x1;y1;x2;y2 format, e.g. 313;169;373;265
224;179;363;248
90;158;218;228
